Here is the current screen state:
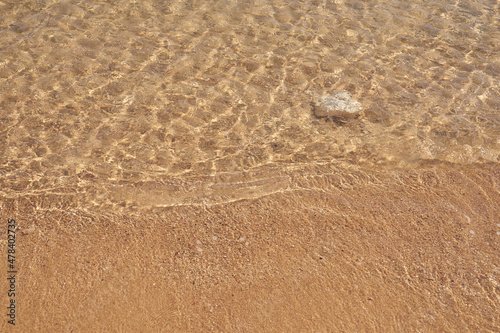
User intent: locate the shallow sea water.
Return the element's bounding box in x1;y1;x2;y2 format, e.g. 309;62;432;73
0;0;499;209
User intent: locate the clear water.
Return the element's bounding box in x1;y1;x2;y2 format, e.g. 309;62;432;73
0;0;498;209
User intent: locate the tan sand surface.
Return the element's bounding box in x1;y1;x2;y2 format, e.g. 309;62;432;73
1;163;499;332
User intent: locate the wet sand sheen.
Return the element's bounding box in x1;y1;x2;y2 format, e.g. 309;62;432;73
1;163;499;332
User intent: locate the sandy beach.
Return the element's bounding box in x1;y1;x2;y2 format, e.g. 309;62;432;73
1;0;499;331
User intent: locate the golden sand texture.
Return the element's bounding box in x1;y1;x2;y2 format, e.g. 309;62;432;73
1;164;499;332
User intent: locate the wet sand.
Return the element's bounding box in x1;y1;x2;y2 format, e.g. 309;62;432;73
1;162;499;332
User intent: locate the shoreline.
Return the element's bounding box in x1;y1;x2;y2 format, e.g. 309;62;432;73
1;163;498;331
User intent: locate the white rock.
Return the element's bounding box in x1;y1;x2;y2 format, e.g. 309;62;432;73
313;91;362;118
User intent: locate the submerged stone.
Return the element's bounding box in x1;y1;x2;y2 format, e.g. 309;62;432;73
313;91;362;118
